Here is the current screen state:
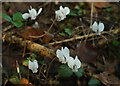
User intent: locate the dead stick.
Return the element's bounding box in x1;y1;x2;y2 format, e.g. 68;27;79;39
46;31;113;46
4;35;58;61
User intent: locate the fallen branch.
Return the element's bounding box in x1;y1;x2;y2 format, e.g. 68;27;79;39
4;34;58;61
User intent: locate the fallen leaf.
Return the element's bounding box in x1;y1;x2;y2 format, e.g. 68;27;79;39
43;32;53;43
20;27;45;40
20;27;53;43
94;2;111;9
75;42;98;63
93;72;120;85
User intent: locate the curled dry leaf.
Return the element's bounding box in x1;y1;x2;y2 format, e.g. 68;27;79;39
20;27;45;39
93;72;120;85
20;27;53;43
75;42;98;63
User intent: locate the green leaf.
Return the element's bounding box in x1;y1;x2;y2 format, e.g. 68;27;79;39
75;5;80;10
31;53;37;58
0;13;12;22
40;60;45;65
9;74;20;84
65;28;72;36
13;12;24;21
69;10;78;16
22;60;29;66
74;68;83;78
83;9;87;14
58;64;73;77
88;78;101;86
112;40;120;46
11;21;23;28
60;32;66;36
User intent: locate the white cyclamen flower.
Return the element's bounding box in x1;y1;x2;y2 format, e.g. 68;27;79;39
55;6;70;21
67;56;81;72
92;21;104;35
22;6;42;20
28;60;38;73
56;47;70;63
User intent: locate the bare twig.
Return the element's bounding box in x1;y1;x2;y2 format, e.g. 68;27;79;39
84;2;94;43
48;18;56;32
46;31;112;46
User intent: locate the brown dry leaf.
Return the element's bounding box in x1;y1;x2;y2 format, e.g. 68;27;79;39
20;78;35;86
87;2;111;13
93;72;120;85
94;2;111;9
75;42;98;63
43;32;53;43
20;27;53;43
20;27;45;40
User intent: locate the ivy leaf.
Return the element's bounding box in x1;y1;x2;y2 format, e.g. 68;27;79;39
65;28;72;36
13;12;24;21
11;21;23;28
58;64;73;77
0;13;12;22
88;78;101;86
74;68;83;78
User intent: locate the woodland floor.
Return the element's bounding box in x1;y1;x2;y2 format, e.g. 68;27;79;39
1;2;120;86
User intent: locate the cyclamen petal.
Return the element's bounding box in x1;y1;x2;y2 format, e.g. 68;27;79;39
98;23;104;32
63;47;70;58
56;50;66;63
55;6;70;21
22;6;42;20
67;56;74;69
64;7;70;15
74;56;81;69
92;21;104;35
67;56;81;72
92;21;98;32
29;9;37;20
28;60;38;73
37;8;42;16
22;13;30;20
56;47;70;63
